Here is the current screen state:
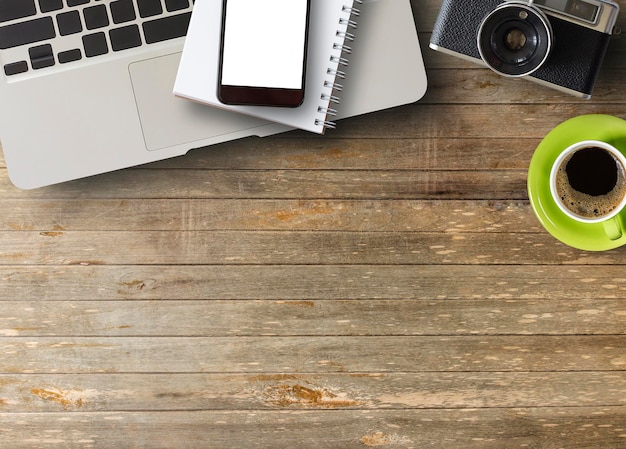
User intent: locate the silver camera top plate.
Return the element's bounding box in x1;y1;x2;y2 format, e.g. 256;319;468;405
531;0;619;34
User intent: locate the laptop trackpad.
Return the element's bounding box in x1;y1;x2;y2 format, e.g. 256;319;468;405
129;53;273;151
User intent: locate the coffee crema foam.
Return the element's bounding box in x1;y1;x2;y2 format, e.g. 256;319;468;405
555;148;626;219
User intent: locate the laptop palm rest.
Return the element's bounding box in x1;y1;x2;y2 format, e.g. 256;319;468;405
129;53;283;151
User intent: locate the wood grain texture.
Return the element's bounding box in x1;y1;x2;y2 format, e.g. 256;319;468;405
1;372;625;412
1;0;626;447
0;200;538;231
2;408;625;449
2;335;625;373
1;297;624;336
2;265;626;299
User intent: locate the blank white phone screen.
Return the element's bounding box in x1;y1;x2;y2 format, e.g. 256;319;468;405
221;0;308;89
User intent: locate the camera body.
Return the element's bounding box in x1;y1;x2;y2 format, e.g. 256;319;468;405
430;0;619;98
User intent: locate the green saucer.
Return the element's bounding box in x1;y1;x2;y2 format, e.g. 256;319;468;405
528;114;626;251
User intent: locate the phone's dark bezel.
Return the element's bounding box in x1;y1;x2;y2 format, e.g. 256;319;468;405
217;0;311;108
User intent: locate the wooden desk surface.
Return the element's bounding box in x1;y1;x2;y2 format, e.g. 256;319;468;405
2;1;626;447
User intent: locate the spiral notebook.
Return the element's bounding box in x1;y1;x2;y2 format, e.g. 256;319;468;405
174;0;361;134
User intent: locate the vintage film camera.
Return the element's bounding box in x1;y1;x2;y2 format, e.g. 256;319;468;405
429;0;620;98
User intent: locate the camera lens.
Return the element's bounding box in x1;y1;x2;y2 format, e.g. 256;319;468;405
478;2;552;77
504;27;527;51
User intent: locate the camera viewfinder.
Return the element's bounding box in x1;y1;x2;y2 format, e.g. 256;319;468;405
534;0;600;23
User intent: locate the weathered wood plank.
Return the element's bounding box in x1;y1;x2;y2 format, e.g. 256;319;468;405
1;372;624;412
4;229;626;265
2;265;625;300
1;336;624;374
1;298;624;337
1;408;625;448
422;68;626;104
0;200;539;232
1;168;530;199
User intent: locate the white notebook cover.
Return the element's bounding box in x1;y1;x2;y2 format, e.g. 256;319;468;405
174;0;357;134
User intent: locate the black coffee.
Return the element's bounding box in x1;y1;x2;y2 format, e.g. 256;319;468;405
555;146;626;219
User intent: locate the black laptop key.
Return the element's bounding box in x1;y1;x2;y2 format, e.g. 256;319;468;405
83;31;108;57
29;43;55;69
57;10;82;36
0;0;36;23
84;4;109;30
0;17;55;50
67;0;90;6
4;60;28;76
111;0;136;24
143;11;191;44
39;0;64;13
110;24;141;51
165;0;189;12
137;0;162;18
58;48;82;63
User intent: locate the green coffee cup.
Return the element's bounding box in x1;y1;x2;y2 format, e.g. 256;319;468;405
528;114;626;251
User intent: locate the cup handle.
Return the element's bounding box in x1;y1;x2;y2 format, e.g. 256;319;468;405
603;214;624;241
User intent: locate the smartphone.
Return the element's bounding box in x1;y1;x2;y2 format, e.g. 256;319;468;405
218;0;311;107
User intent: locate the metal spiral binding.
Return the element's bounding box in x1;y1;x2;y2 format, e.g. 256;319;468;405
324;80;343;91
321;93;341;104
342;5;360;16
329;55;350;66
333;42;352;54
318;106;338;117
314;119;337;129
339;17;358;28
327;68;346;79
336;30;356;42
317;0;361;131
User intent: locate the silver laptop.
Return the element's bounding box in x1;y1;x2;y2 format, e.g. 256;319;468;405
0;0;427;189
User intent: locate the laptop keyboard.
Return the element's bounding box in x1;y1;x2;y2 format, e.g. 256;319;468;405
0;0;194;77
